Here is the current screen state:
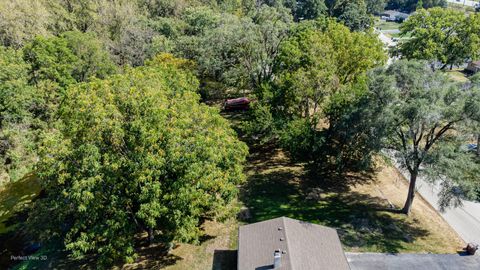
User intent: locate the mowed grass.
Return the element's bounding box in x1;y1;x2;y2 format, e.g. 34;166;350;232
0;174;40;234
375;20;401;31
0;175;42;269
241;145;464;254
446;69;470;83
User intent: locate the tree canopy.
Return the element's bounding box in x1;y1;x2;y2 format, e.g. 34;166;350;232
367;60;480;213
398;8;480;70
386;0;446;12
0;46;37;184
29;54;248;266
247;18;386;171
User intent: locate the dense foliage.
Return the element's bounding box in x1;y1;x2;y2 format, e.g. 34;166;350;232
0;47;37;185
247;18;386;172
387;0;446;12
367;60;480;213
29;55;248;265
398;8;480;70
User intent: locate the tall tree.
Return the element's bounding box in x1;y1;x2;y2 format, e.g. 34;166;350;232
248;18;386;170
0;0;52;48
179;5;292;95
337;1;373;31
365;0;385;15
387;0;446;12
367;60;480;214
23;32;116;89
28;54;248;266
398;8;480;70
294;0;328;20
0;46;37;184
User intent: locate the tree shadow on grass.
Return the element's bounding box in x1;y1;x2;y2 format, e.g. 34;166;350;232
212;250;237;270
119;243;182;270
240;145;430;254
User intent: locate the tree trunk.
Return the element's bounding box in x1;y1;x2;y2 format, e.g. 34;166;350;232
477;134;480;157
148;227;154;246
401;170;418;215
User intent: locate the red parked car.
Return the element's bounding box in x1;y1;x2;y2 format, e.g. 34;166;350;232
224;97;251;111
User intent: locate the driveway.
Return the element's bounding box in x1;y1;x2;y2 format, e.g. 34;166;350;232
447;0;478;7
346;253;480;270
376;31;398;65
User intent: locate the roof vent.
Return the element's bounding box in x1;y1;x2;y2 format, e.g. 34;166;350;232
274;250;281;269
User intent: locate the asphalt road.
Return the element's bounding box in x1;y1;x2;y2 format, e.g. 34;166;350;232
447;0;478;7
393;161;480;245
347;253;480;270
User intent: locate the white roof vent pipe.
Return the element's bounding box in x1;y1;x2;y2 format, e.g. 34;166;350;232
273;249;281;269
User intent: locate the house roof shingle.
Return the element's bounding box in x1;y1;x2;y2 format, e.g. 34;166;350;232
237;217;351;270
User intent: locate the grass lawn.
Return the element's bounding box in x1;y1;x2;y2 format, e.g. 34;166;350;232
390;32;411;39
125;141;464;269
375;20;401;31
0;175;41;269
446;69;470;83
0;174;40;234
240;145;464;254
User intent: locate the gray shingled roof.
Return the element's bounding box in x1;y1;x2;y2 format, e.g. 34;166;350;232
237;217;351;270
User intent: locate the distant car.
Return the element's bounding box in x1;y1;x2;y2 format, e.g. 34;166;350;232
224;97;251;111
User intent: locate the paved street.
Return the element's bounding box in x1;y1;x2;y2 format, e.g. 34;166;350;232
347;253;480;270
447;0;478;7
377;31;396;48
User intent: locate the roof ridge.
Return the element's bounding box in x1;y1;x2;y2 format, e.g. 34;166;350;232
281;217;295;270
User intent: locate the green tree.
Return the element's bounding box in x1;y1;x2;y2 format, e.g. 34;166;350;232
29;54;248;266
61;31;117;81
0;46;37;184
294;0;328;20
249;18;386;171
179;5;292;95
325;0;374;31
367;60;480;214
365;0;385;14
416;0;424;10
337;1;373;31
387;0;446;12
23;36;78;88
270;18;385;118
398;8;480;70
0;0;52;48
23;31;116;89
